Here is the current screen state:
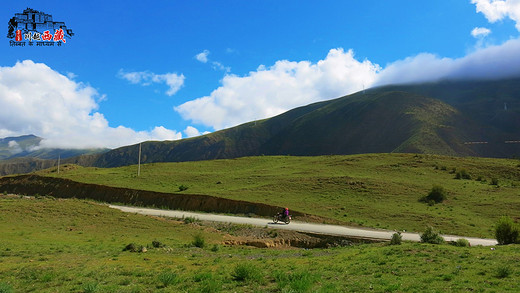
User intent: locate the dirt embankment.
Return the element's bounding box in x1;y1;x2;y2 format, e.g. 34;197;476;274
0;175;317;220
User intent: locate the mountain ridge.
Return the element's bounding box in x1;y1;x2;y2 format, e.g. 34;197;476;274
1;78;519;174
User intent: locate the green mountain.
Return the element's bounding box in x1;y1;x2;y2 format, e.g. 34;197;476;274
2;78;518;174
91;78;520;168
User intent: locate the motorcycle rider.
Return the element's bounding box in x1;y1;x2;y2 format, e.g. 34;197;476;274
282;207;289;221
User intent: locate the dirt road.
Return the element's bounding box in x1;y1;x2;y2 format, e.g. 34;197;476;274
109;205;498;247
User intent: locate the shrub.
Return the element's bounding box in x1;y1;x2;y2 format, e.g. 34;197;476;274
152;240;165;248
496;266;512;279
495;216;519;245
83;282;99;293
0;283;13;293
123;243;139;252
192;234;206;248
158;271;178;287
422;185;447;204
420;226;444;244
232;263;262;282
390;232;402;245
183;217;200;224
454;238;470;247
455;169;471;180
178;185;189;192
274;270;317;292
200;278;222;293
491;178;499;186
210;244;220;252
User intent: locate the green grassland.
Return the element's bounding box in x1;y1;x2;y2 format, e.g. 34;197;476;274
1;196;519;292
37;153;520;238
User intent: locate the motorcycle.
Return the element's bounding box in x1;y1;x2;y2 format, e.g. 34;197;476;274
273;213;291;224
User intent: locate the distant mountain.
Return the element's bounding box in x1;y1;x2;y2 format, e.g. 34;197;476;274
0;135;109;175
0;135;108;161
90;78;520;168
0;135;42;160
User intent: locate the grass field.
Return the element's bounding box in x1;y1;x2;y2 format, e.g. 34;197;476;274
38;153;520;238
1;196;519;292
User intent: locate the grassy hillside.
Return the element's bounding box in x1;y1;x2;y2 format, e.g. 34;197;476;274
88;78;520;169
90;90;490;168
37;154;520;238
1;196;519;292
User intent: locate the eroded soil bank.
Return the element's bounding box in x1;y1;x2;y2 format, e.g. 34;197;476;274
0;175;318;220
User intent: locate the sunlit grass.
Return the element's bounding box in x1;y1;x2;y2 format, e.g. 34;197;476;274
1;196;519;292
37;153;520;237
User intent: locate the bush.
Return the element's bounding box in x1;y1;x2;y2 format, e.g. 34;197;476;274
152;240;165;248
0;283;13;293
274;270;317;292
178;185;189;192
83;282;99;293
183;217;200;224
491;178;499;186
455;169;471;180
390;232;402;245
422;185;447;204
496;266;512;279
495;216;519;245
192;234;206;248
123;243;139;252
158;271;179;287
232;263;262;282
420;226;444;244
453;238;470;247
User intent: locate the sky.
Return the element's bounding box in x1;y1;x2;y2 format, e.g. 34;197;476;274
1;0;520;150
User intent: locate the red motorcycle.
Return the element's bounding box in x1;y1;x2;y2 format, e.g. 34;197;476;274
273;213;291;224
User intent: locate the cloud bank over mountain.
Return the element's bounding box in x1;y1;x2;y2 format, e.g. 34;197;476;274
176;37;520;131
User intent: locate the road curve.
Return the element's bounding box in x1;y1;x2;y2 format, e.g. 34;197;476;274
109;205;498;247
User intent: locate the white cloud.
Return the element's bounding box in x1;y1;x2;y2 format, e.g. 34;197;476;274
196;49;231;72
0;60;182;149
7;141;22;154
184;126;200;137
375;37;520;86
183;126;211;138
472;0;520;30
471;27;492;38
177;37;520;132
175;48;380;130
117;69;185;96
195;50;210;63
212;61;231;73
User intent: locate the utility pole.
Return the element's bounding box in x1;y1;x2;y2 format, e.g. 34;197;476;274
138;143;141;176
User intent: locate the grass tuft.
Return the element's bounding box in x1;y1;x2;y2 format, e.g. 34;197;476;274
232;263;262;283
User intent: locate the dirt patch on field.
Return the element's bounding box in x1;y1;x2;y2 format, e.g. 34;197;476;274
206;222;380;248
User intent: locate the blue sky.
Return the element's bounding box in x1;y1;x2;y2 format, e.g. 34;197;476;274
1;0;520;149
